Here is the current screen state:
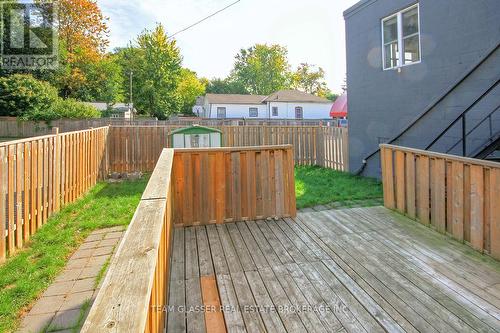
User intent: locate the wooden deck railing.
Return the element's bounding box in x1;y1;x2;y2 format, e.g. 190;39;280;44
380;144;500;259
107;125;348;173
172;145;296;226
82;149;174;333
0;127;109;262
82;145;297;332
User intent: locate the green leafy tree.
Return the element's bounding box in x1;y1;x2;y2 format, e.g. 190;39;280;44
114;46;142;108
0;74;59;119
205;77;248;94
177;69;206;115
325;92;339;102
291;63;331;97
126;24;182;119
231;44;292;95
0;74;99;121
75;55;125;104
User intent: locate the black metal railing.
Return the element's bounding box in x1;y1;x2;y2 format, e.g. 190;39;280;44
425;79;500;155
355;42;500;174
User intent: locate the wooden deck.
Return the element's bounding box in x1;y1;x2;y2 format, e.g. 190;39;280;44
166;206;500;333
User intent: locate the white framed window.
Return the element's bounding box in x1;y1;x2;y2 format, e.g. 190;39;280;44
249;107;258;117
382;3;420;70
295;106;303;119
272;106;278;117
216;107;226;118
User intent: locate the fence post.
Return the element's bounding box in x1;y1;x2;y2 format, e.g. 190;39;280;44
52;127;61;211
316;126;325;167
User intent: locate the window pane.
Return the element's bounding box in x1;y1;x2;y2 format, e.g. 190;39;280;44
383;16;397;43
249;107;258;117
402;7;418;37
403;35;420;64
217;107;226;118
384;42;399;68
295;107;303;119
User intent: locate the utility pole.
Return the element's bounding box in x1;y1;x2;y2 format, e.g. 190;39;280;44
129;71;133;107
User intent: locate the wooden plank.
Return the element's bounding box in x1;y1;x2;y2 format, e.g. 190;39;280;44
7;145;15;254
168;228;186;333
215;152;226;224
405;152;416;219
200;275;226;333
381;147;395;209
470;165;484;251
0;147;6;262
489;169;500;260
464;165;471;242
15;144;23;249
196;226;214;276
395;150;406;213
417;155;430;225
430;158;446;233
186;278;206;333
451;161;464;241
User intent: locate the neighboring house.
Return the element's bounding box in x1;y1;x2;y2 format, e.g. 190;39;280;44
345;0;500;177
194;90;333;119
86;102;136;119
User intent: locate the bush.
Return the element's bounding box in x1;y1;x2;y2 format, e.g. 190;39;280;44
51;98;100;119
0;74;59;119
0;74;100;121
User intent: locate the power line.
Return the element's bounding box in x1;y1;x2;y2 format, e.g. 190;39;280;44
167;0;241;39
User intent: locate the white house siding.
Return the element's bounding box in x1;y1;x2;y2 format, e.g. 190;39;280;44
268;102;333;119
207;103;268;119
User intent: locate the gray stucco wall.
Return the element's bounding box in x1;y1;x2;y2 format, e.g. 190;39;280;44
345;0;500;178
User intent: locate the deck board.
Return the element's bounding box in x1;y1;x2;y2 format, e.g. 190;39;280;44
166;207;500;332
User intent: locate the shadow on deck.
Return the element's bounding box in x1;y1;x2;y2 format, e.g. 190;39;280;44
167;206;500;333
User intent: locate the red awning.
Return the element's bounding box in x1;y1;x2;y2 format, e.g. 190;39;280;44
330;93;347;118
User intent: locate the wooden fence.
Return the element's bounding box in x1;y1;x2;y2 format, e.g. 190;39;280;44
0;117;336;137
0;127;109;262
172;146;296;226
107;125;348;173
82;145;297;332
380;144;500;259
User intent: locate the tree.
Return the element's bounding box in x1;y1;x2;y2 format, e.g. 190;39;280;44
131;24;183;119
231;44;291;95
75;55;124;104
55;0;109;97
57;0;109;63
291;63;331;97
177;69;206;115
0;74;100;121
325;92;339;102
205;77;248;94
0;74;59;119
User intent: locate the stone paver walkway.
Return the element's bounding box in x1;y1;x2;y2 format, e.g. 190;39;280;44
17;227;125;333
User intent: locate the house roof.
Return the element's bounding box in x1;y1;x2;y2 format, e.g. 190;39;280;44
205;94;267;105
330;93;347;118
262;90;332;103
170;125;222;135
343;0;379;18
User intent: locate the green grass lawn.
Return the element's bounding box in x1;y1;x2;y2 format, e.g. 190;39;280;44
0;177;148;333
295;165;383;209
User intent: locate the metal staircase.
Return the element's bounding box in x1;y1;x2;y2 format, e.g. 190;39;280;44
356;42;500;175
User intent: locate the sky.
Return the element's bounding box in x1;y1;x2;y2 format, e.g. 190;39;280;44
97;0;360;94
